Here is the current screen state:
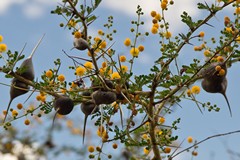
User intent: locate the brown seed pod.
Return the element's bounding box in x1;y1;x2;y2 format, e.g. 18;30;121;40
73;38;89;50
53;96;74;115
200;62;231;116
80;101;99;144
92;90;117;105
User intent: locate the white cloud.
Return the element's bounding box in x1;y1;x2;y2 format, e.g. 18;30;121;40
23;3;45;19
0;0;26;15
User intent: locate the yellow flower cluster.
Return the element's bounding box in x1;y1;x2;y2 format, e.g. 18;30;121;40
0;35;7;53
124;38;131;46
111;72;121;79
84;62;93;70
75;66;86;76
191;86;200;94
58;74;65;82
130;47;140;57
45;70;53;78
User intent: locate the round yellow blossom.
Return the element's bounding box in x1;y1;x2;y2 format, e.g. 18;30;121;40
68;19;76;27
130;47;140;57
58;74;65;82
120;55;127;62
74;31;81;39
24;119;31;125
36;95;42;101
45;70;53;78
236;36;240;44
111;72;121;79
186;89;191;97
0;35;3;42
76;66;86;76
161;2;167;9
84;62;93;70
199;31;205;37
124;38;131;46
17;103;23;110
192;151;198;156
94;36;101;42
99;67;106;76
153;23;159;29
217;56;224;62
102;61;107;68
98;29;104;35
164;147;171;153
150;11;157;17
194;46;203;51
120;65;128;73
215;65;222;71
12;110;18;117
40;95;46;102
100;41;107;48
224;16;230;26
203;50;211;57
112;143;118;149
155;13;161;20
138;45;145;52
225;27;232;33
164;31;172;39
236;7;240;14
191;86;200;94
218;69;225;76
61;89;67;94
142;134;149;140
159;117;165;124
88;146;95;153
0;43;7;52
143;147;150;155
71;82;78;88
151;27;158;34
187;136;193;143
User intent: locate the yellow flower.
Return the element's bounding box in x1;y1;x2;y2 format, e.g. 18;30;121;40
186;89;191;97
12;110;18;117
164;31;172;39
98;29;104;35
124;38;131;46
236;7;240;14
142;134;149;140
150;11;157;17
215;65;222;71
187;136;193;143
94;36;101;42
100;41;107;48
24;119;31;125
236;36;240;44
17;103;23;110
0;35;3;42
151;27;158;34
164;147;171;153
0;43;7;52
58;74;65;82
155;13;161;20
74;31;81;39
153;23;159;29
120;55;126;62
161;2;167;9
102;61;107;68
45;70;53;78
159;117;165;124
191;86;200;94
203;50;211;57
76;66;86;76
120;65;128;73
88;146;95;153
224;16;230;26
68;19;76;27
84;62;93;70
130;47;140;57
111;72;121;79
138;45;145;52
199;31;205;37
218;69;225;76
225;27;232;33
217;56;224;62
143;147;150;155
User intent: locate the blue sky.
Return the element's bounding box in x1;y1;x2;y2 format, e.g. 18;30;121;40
0;0;239;160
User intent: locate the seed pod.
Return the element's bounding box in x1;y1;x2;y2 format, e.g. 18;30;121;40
53;96;74;115
80;101;98;144
200;62;231;116
92;90;117;105
73;38;89;50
